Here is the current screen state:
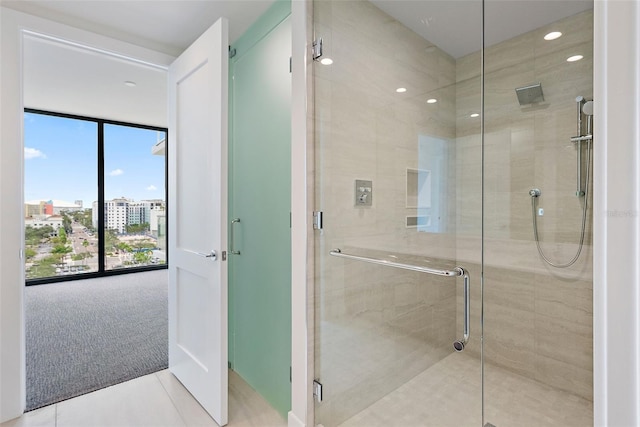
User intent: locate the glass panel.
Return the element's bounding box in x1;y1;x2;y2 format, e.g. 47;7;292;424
103;124;166;270
483;2;594;425
24;112;98;279
313;1;482;425
228;5;292;417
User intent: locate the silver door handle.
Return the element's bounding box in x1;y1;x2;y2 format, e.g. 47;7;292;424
187;250;217;260
453;269;470;352
230;218;241;255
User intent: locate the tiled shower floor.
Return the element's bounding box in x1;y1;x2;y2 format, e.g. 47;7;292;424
339;353;593;427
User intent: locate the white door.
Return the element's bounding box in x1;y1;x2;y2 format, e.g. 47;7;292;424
167;17;229;426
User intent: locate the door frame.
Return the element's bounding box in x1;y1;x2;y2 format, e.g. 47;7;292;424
0;9;174;421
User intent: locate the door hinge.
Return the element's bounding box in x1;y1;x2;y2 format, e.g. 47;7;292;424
312;38;323;61
313;379;323;403
229;46;237;58
313;211;323;230
222;251;227;261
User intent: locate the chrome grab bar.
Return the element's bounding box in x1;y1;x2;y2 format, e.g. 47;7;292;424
329;248;470;351
230;218;241;255
329;248;462;277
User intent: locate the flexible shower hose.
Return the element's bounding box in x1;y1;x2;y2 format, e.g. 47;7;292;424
530;139;591;268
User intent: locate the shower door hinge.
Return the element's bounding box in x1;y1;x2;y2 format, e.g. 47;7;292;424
313;211;323;230
313;379;323;403
229;46;237;58
312;38;323;61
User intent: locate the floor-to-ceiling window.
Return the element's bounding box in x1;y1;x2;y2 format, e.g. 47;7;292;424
24;109;168;284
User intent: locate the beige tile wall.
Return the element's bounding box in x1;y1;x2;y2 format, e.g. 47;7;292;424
313;1;593;425
456;9;594;401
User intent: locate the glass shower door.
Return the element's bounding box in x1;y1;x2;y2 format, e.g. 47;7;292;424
312;1;483;425
482;2;594;425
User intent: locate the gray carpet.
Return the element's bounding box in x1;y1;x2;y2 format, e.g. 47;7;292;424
25;270;168;411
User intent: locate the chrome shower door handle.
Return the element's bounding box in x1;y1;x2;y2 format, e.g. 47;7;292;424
453;269;470;352
230;218;241;255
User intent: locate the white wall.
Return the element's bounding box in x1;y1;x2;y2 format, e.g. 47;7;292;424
593;1;640;425
289;1;311;426
0;8;173;422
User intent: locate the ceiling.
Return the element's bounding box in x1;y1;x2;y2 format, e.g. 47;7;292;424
373;0;593;59
1;0;277;57
23;35;168;127
3;0;593;127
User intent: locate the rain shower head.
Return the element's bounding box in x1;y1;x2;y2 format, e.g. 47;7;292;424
515;83;544;105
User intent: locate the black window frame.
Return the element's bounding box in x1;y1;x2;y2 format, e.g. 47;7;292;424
25;108;169;286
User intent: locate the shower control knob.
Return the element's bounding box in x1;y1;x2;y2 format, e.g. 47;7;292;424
529;188;541;197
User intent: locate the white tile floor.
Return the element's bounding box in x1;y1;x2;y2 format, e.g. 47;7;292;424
2;356;594;427
1;370;286;427
339;353;593;427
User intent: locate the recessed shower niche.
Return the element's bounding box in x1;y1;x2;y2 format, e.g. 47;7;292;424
406;168;431;209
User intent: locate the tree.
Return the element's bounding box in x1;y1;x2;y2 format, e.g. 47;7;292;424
25;225;54;246
30;256;58;278
115;242;132;264
134;250;152;265
24;248;37;261
131;240;155;251
116;242;132;252
61;212;72;234
72;252;92;266
55;227;68;245
51;244;72;263
105;228;119;252
126;223;149;234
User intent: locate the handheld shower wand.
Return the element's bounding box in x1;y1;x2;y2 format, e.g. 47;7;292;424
530;97;593;268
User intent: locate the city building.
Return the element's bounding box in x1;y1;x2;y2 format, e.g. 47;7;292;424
149;207;166;250
24;215;63;230
93;198;166;234
24;199;81;217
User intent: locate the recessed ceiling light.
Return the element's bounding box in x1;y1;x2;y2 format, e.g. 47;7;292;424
396;87;407;93
124;81;137;87
426;98;437;104
320;58;333;65
544;31;562;41
567;55;583;62
470;113;480;118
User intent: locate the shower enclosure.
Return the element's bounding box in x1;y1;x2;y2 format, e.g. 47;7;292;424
312;1;593;426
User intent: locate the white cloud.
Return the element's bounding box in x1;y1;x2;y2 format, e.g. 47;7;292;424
24;147;46;160
146;185;157;191
109;169;124;176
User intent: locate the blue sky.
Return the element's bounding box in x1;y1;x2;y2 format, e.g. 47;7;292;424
24;112;166;209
